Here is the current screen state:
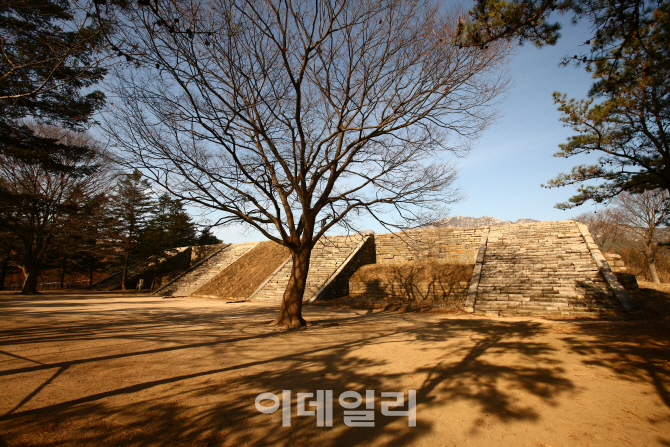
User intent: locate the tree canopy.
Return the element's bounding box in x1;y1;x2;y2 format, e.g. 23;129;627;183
109;169;154;290
613;189;669;282
104;0;510;326
460;0;669;207
0;0;108;126
0;0;112;235
137;193;198;263
0;0;110;170
0;124;110;294
544;3;670;207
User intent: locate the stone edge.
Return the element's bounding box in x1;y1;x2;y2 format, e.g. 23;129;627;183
464;227;490;313
152;243;230;296
188;242;260;298
308;234;371;304
576;222;637;312
247;254;293;302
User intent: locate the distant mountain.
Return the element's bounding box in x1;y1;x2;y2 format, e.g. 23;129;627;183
421;215;540;229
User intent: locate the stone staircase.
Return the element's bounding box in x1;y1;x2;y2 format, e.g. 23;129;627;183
474;221;627;319
251;235;367;303
154;242;258;297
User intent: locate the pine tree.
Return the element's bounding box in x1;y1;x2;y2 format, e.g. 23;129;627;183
137;193;198;290
109;170;153;291
0;0;111;294
545;3;670;206
0;0;107;125
460;0;669;205
196;228;222;246
138;193;198;260
0;0;109;175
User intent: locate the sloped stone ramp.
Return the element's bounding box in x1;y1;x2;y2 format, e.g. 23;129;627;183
154;242;258;297
470;221;630;319
250;234;369;303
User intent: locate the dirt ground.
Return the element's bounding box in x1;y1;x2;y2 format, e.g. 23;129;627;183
1;292;669;446
630;281;670;326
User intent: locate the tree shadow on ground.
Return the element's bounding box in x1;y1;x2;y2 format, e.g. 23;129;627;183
0;295;665;446
558;320;670;410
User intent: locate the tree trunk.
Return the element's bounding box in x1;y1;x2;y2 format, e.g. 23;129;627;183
59;256;67;289
643;241;661;283
0;255;8;290
89;260;95;287
150;263;158;292
272;248;312;328
20;261;41;295
122;250;130;291
648;258;661;283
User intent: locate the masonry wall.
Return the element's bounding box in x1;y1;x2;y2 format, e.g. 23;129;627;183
319;236;376;299
348;262;472;303
191;244;224;265
373;227;484;265
91;247;192;291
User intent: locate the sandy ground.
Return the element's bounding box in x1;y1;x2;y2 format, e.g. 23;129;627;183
0;292;669;447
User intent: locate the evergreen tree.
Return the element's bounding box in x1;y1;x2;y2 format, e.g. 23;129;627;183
109;170;153;291
0;0;109;171
459;0;660;56
544;3;670;206
196;228;222;246
459;0;669;205
138;193;198;257
0;0;113;294
0;0;107;120
137;193;198;290
47;193;115;287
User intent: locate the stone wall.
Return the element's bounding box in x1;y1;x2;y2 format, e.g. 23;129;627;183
191;244;224;264
348;262;472;304
604;252;639;291
319;236;376;299
252;234;368;302
373;227;484;265
91;247;192;291
316;228;483;301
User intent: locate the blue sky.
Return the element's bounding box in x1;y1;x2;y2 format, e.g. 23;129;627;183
212;18;603;243
447;17;601;223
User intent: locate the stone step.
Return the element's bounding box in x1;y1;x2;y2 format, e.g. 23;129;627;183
474;221;626;319
491;310;628;320
476;295;620;304
476;301;624;311
156;242;259;297
251;235;368;303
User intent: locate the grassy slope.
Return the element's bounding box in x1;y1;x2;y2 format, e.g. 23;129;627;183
193;241;290;299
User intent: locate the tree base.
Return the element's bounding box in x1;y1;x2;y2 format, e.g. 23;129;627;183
270;316;314;329
19;290;40;295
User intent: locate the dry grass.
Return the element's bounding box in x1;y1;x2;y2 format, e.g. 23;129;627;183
323;262;474;311
317;296;468;313
193;241;290;299
350;262;473;284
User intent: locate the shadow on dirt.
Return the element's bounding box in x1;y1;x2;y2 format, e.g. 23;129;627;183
0;294;668;446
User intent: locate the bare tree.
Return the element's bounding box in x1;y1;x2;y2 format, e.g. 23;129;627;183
105;0;510;327
0;123;111;294
613;189;669;283
573;208;626;253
